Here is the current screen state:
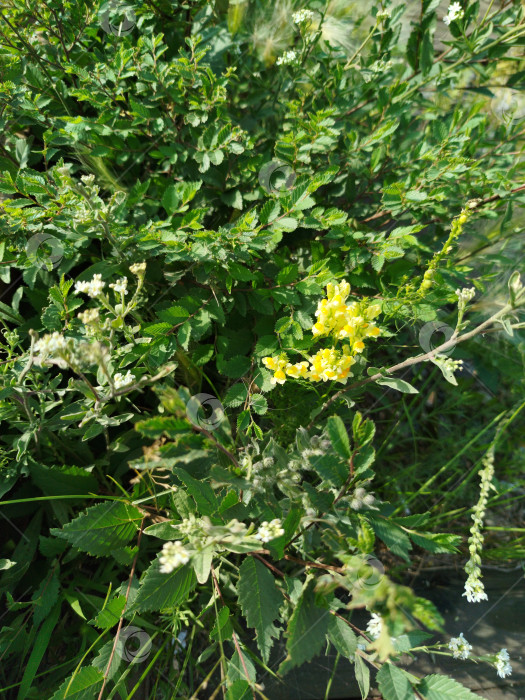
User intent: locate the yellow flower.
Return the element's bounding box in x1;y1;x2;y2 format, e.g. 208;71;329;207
353;340;365;353
271;369;286;385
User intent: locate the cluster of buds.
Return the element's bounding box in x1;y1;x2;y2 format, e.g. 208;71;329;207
33;332;109;370
262;281;381;386
463;446;495;603
366;613;383;640
349;485;376;511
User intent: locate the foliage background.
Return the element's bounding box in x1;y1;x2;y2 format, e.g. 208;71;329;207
0;0;524;698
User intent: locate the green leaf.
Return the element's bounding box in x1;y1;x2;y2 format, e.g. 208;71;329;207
327;415;351;459
278;580;330;674
250;394;268;415
327;615;357;658
354;655;370;699
18;603;61;700
369;518;412;562
131;561;197;613
418;674;481;699
162;184;181;214
90;595;126;629
376;376;419;394
377;663;413;700
309;454;348;486
50;667;104;700
238;557;283;664
50;502;142;558
223;383;248;408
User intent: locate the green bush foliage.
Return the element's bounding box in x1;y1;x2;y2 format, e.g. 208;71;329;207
0;0;524;698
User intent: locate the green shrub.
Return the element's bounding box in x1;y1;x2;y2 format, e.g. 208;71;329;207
0;0;524;698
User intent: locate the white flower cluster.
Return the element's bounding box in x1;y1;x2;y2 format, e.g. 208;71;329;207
292;9;314;25
463;446;495;603
109;277;128;295
366;613;383;640
34;331;69;357
456;287;475;308
255;518;285;543
448;633;472;659
75;273;105;298
434;354;464;374
276;50;298;66
159;541;190;573
443;2;464;25
113;370;135;389
376;9;391;21
495;648;512;678
350;486;375;510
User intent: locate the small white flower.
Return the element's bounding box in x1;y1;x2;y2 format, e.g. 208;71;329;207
109;277;129;295
462;576;488;603
494;648;512;678
75;274;105;298
292;9;315;25
255;518;285;542
113;370;135;389
448;633;472;660
443;2;464;25
376;9;391;21
159;541;190;573
34;331;68;356
366;613;382;640
130;262;147;276
455;286;475;304
276;50;298;66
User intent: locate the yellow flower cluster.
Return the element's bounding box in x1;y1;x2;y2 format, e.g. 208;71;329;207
262;280;381;386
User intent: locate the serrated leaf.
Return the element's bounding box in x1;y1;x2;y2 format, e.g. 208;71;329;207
50;502;142;558
418;674;480;699
250;394;267;415
238;557;283;664
354;655;370;699
377;663;413;700
90;595;126;629
131;561;197;613
327;415;351;459
278;580;330;674
50;666;103;700
327;615;357;658
223;383;248;408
